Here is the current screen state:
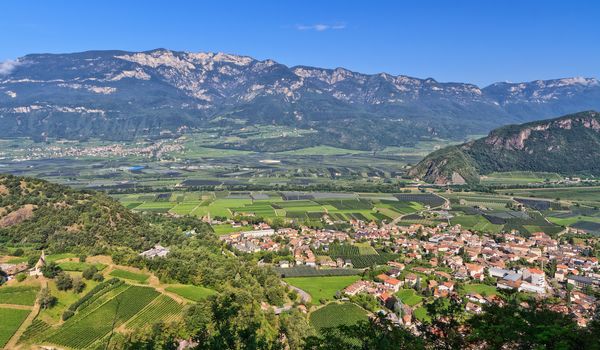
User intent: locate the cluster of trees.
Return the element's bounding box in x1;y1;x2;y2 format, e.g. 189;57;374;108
116;295;600;349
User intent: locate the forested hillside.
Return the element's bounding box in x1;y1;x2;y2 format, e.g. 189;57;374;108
409;111;600;184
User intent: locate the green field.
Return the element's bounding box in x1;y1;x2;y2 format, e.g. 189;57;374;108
211;224;254;235
0;307;31;347
109;269;150;283
0;285;39;306
309;302;368;332
126;295;184;329
45;285;159;348
170;202;200;215
57;262;106;271
165;284;217;302
509;187;600;205
450;214;503;233
462;283;498;296
117;191;424;222
46;253;77;262
481;171;562;185
284;276;361;302
395;288;423;306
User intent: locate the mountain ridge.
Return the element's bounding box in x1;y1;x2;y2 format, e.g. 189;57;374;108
409;110;600;184
1;48;600;150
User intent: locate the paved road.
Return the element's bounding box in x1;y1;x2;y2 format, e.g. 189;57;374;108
282;282;311;303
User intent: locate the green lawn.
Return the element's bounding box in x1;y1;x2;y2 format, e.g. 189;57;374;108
0;285;39;306
46;253;77;262
0;307;31;347
165;284;217;302
309;302;368;332
395;288;423;306
211;224;253;236
462;283;497;296
284;275;361;302
169;202;200;215
57;262;106;272
109;269;150;283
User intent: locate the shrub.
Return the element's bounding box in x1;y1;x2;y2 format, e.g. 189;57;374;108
82;266;98;280
92;273;104;282
62;309;74;321
12;248;24;256
39;288;57;309
42;262;62;278
16;273;27;282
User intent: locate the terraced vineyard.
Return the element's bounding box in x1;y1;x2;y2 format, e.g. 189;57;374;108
45;285;159;348
126;295;184;329
109;269;150;283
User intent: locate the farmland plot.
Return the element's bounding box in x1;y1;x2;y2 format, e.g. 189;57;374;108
45;286;159;348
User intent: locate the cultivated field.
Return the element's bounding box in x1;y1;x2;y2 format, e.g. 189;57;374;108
165;284;217;302
0;307;31;348
284;276;361;302
309;302;368;332
0;285;39;306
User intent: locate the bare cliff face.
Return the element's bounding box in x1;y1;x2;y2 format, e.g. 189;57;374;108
484;111;600;151
410;111;600;184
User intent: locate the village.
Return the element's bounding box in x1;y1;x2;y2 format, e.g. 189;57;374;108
219;216;599;327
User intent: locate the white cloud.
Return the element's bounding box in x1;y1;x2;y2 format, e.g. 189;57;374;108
296;23;346;32
0;59;21;75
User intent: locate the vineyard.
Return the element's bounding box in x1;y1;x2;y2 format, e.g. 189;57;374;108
0;285;39;306
328;244;360;258
275;266;362;278
109;269;150;283
350;253;398;268
18;319;51;345
309;303;368;332
126;295;184;329
0;307;31;348
45;286;159;348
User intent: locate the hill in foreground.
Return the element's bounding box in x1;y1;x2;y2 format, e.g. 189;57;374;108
409;111;600;184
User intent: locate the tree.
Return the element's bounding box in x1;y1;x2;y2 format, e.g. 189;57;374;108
304;315;424;350
279;310;313;350
72;277;85;293
82;265;98;280
183;287;281;349
12;248;24;256
467;300;596;349
39;288;57;309
92;273;104;282
418;296;467;350
55;272;73;291
41;262;61;278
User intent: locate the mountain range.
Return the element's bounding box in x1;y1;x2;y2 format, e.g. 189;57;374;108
409;110;600;184
1;49;600;150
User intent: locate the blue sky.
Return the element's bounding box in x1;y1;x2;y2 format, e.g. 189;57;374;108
1;0;598;86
